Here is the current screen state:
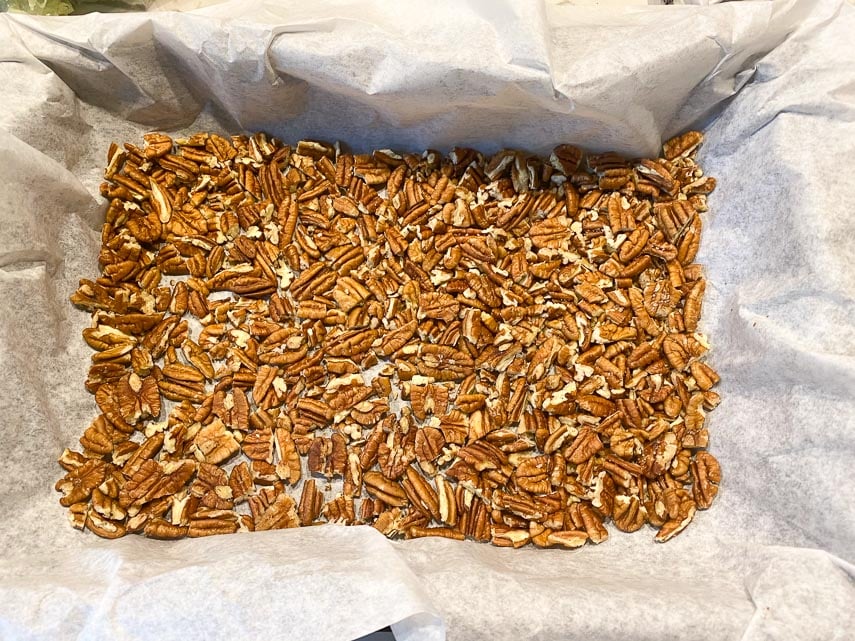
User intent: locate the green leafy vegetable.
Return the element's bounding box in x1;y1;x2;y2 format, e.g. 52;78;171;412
6;0;75;15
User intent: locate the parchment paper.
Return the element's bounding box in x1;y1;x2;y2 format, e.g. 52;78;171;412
0;1;853;639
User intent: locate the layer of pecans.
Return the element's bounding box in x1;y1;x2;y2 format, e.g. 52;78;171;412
57;130;721;547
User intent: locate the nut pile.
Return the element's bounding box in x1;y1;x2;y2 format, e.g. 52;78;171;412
57;130;721;547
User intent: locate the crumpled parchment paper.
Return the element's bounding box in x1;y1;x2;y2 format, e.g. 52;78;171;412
0;1;853;639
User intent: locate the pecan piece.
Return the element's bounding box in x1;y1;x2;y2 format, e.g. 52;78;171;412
613;495;646;533
62;131;720;550
363;471;408;507
655;488;696;542
691;451;721;510
188;510;239;538
414;426;446;463
298;479;324;525
56;459;108;508
85;512;127;539
144;518;188;540
564;428;603;465
252;490;300;531
192;420;240;465
418;292;460;323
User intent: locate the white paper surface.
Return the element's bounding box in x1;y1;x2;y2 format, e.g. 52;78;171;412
0;1;853;639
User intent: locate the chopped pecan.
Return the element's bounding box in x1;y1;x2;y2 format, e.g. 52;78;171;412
691;451;721;510
193;419;240;464
363;471;408;507
252;489;300;531
56;459;108;507
61;130;719;549
298;479;324;525
85;512;127;539
414;426;446;463
564;428;603;464
613;495;646;533
654;488;696;542
188;509;239;538
144;518;188;540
